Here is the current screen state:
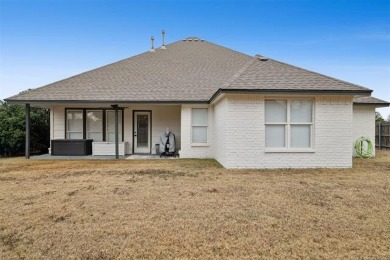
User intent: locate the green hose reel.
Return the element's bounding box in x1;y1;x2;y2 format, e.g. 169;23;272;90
354;136;373;158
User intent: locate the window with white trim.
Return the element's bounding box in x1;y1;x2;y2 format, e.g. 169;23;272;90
265;99;313;149
192;108;208;143
86;110;103;141
66;110;83;139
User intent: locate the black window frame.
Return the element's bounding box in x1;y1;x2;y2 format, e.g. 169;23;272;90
65;108;124;141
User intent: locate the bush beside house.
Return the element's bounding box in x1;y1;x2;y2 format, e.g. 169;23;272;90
0;101;49;156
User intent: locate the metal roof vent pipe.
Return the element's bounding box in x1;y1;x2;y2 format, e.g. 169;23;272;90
161;30;166;49
149;36;155;52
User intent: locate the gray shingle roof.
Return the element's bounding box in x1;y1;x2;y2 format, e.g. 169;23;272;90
353;96;390;106
5;38;374;103
226;56;372;92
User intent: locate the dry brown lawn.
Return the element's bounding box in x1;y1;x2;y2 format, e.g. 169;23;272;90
0;152;389;259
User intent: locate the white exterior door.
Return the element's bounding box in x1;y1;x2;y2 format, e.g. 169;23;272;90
134;111;151;153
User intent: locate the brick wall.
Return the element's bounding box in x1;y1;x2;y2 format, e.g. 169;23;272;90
214;98;228;165
352;106;376;156
51;95;357;167
213;94;354;168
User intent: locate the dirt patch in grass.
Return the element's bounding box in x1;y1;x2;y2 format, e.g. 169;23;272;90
0;152;389;258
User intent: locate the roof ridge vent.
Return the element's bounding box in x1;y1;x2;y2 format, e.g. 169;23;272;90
256;54;268;61
183;37;204;42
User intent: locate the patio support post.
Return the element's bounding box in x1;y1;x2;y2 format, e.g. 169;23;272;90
25;103;30;159
378;122;382;150
113;105;119;159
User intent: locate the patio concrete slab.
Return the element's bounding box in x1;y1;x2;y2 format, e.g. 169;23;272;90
31;154;178;160
31;154;128;160
126;154;178;159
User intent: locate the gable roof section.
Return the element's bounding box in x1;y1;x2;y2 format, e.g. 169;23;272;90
5;37;373;103
224;56;372;93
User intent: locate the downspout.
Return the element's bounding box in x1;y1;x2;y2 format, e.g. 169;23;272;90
25;103;30;159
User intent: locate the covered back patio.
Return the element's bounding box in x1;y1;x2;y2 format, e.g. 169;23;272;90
24;103;182;159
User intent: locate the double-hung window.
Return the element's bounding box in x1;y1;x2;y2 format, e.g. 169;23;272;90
106;110;123;142
86;110;103;141
66;110;83;139
265;99;313;149
192;108;208;143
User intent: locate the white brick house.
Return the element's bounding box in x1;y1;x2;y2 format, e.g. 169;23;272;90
5;37;389;168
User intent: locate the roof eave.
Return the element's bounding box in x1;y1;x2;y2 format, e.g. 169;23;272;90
3;99;210;105
5;89;373;106
353;102;390;108
209;88;372;103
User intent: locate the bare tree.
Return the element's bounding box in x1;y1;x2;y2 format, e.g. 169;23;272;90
375;111;385;123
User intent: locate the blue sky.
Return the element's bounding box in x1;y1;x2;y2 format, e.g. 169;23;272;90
0;0;389;118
